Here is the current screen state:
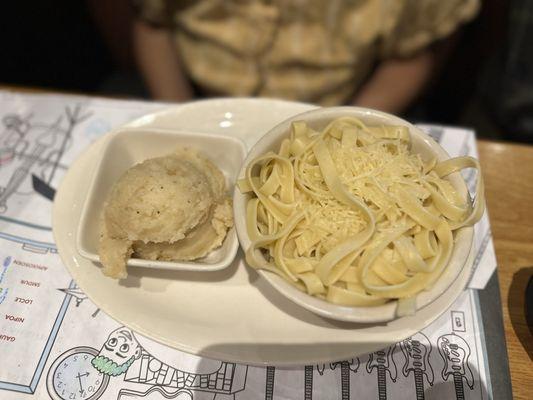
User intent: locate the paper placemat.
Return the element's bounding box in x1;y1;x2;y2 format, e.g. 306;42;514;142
0;91;499;399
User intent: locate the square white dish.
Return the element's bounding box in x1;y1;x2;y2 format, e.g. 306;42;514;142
76;127;247;272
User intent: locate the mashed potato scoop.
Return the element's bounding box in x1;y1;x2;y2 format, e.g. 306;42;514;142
99;147;233;279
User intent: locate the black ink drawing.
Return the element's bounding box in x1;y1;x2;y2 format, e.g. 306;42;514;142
330;359;360;400
451;311;466;333
264;366;275;400
0;105;91;212
1;280;76;394
437;333;474;400
58;284;100;317
315;359;359;400
58;285;87;307
399;333;434;400
304;365;313;400
46;346;110;400
120;348;247;399
113;327;249;399
366;345;398;400
0;104;91;254
92;327;143;377
46;326;248;400
32;173;55;200
117;386;194;399
0;231;57;254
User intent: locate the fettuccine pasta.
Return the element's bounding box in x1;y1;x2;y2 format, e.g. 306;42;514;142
238;117;485;312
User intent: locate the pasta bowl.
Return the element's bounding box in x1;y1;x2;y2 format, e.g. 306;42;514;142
233;107;479;323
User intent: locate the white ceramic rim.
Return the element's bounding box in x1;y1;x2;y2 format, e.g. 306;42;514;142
76;127;246;272
233;106;474;323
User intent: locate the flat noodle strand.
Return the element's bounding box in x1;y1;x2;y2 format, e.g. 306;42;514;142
240;117;485;315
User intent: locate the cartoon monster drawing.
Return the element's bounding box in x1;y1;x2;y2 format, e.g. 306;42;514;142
48;326;248;400
91;327;143;377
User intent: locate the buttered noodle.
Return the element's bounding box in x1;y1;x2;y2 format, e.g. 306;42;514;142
238;117;485;311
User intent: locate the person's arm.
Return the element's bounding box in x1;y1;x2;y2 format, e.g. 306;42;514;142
352;48;435;114
133;19;193;101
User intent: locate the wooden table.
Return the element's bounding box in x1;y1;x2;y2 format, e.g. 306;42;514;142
477;140;533;400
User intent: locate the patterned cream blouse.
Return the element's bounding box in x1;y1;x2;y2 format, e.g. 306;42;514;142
133;0;479;105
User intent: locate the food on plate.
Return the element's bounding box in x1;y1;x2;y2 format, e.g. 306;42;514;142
238;117;485;311
99;147;233;279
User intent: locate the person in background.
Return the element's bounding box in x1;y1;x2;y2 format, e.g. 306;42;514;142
132;0;479;114
477;0;533;143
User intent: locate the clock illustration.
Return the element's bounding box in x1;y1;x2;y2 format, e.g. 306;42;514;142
46;346;110;400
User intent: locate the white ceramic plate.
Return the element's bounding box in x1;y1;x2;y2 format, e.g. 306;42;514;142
53;98;475;366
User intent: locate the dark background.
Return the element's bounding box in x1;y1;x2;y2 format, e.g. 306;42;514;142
1;1;529;143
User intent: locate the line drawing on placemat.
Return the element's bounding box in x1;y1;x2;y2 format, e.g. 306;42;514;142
265;366;275;400
58;283;100;318
331;358;360;400
315;358;360;400
366;344;398;400
0;105;91;253
0;106;90;213
437;333;474;400
119;326;248;399
0;232;57;254
303;365;313;400
45;326;249;400
451;311;467;333
46;346;110;400
0;279;76;394
400;333;434;400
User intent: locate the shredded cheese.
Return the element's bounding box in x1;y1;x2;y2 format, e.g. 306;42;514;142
240;117;485;315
